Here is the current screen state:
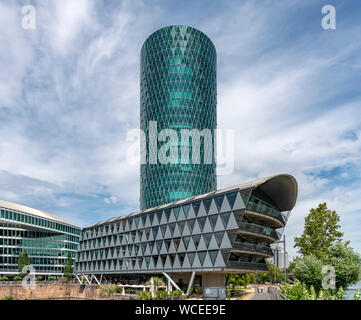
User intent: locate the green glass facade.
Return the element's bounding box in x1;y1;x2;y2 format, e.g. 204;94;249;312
0;205;80;275
140;25;217;210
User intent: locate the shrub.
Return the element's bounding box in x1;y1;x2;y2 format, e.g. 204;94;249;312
136;290;152;300
1;296;13;300
145;277;166;287
354;289;360;300
0;276;9;282
13;276;22;281
293;255;324;290
48;276;57;281
35;276;43;282
156;289;168;299
280;279;345;300
170;289;183;297
326;243;361;290
99;284;117;298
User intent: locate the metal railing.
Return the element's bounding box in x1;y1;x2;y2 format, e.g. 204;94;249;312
232;241;273;257
268;286;290;300
238;222;280;241
226;261;268;272
246;201;285;225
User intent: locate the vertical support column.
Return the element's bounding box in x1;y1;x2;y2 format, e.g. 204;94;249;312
150;277;155;298
186;272;196;296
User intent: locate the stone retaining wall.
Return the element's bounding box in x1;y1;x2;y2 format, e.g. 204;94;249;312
0;283;134;300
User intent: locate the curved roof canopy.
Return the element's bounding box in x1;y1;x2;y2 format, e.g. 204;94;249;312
249;174;298;211
86;174;298;228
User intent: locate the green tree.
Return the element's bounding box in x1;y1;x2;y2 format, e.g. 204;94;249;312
63;251;73;280
18;250;31;276
294;203;349;260
267;263;283;283
326;242;361;289
293;255;324;290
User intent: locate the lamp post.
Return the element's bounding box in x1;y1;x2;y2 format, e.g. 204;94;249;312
273;235;287;294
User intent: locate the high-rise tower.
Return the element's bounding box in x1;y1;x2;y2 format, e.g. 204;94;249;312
140;25;217;210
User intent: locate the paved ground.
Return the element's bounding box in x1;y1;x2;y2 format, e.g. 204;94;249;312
252;292;271;300
251;287;271;300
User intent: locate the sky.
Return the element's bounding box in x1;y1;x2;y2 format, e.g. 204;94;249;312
0;0;360;259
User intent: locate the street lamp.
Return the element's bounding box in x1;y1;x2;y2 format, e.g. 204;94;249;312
273;235;287;294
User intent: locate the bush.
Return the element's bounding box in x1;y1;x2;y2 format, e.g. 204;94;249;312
1;296;13;300
156;289;168;299
136;290;152;300
13;276;22;281
145;277;166;287
0;276;9;282
326;243;361;290
170;289;183;297
48;276;57;281
280;279;344;300
293;255;324;290
35;276;43;282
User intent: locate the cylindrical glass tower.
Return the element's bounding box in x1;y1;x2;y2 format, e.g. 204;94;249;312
140;25;217;210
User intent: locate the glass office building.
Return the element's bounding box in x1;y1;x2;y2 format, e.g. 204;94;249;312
140;25;217;210
0;200;80;276
75;175;298;288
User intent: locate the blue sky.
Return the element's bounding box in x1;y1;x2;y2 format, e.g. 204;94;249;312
0;0;361;258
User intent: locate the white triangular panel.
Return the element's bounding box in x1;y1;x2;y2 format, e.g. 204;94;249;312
182;223;191;236
192;220;201;234
160;242;168;254
168;209;176;223
213;251;226;267
173;224;181;238
141;232;147;242
145;215;151;228
192;254;201;268
197;201;207;217
164;255;172;270
187;206;196;219
178;207;186;221
187;238;196;252
156;257;163;269
203;217;213;233
148;258;155;270
220;232;232;249
227;213;239;230
208;234;219;250
164;225;172;238
197;235;207;251
203;252;213;268
208;198;218;215
168;241;176;254
214;216;225;232
182;254;191;269
160;212;167;225
233;192;245;211
173;255;181;269
220;197;231;212
177;240;186;252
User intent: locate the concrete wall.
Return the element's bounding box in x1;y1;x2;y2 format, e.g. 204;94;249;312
0;283;133;300
172;272;225;290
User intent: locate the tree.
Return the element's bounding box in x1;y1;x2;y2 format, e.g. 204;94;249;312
293;255;324;290
18;250;31;276
267;263;283;283
326;242;361;289
63;251;73;280
294;203;349;260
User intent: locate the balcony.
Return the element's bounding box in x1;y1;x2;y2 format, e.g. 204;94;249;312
231;241;273;258
238;222;280;243
225;261;268;272
243;196;285;228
